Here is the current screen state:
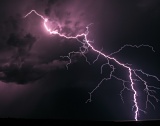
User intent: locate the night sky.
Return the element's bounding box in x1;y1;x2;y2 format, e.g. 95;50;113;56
0;0;160;121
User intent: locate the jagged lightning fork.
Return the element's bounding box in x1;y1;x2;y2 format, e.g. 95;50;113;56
24;10;160;121
109;44;155;56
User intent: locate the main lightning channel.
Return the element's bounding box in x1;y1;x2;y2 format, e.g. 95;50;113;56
24;10;160;121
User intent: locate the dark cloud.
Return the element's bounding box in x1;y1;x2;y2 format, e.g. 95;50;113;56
0;15;23;49
0;64;43;84
45;0;68;16
34;59;67;72
0;15;69;84
0;31;69;84
0;59;67;84
48;0;59;5
7;33;36;59
0;0;72;84
0;32;38;84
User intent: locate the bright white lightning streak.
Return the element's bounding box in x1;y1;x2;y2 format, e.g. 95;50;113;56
24;10;160;121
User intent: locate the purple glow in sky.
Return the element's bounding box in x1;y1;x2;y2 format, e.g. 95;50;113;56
0;0;160;122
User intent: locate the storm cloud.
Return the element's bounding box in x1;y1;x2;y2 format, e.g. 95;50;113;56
0;0;159;121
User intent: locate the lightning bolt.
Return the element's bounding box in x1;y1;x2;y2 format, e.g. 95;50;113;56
24;10;160;121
